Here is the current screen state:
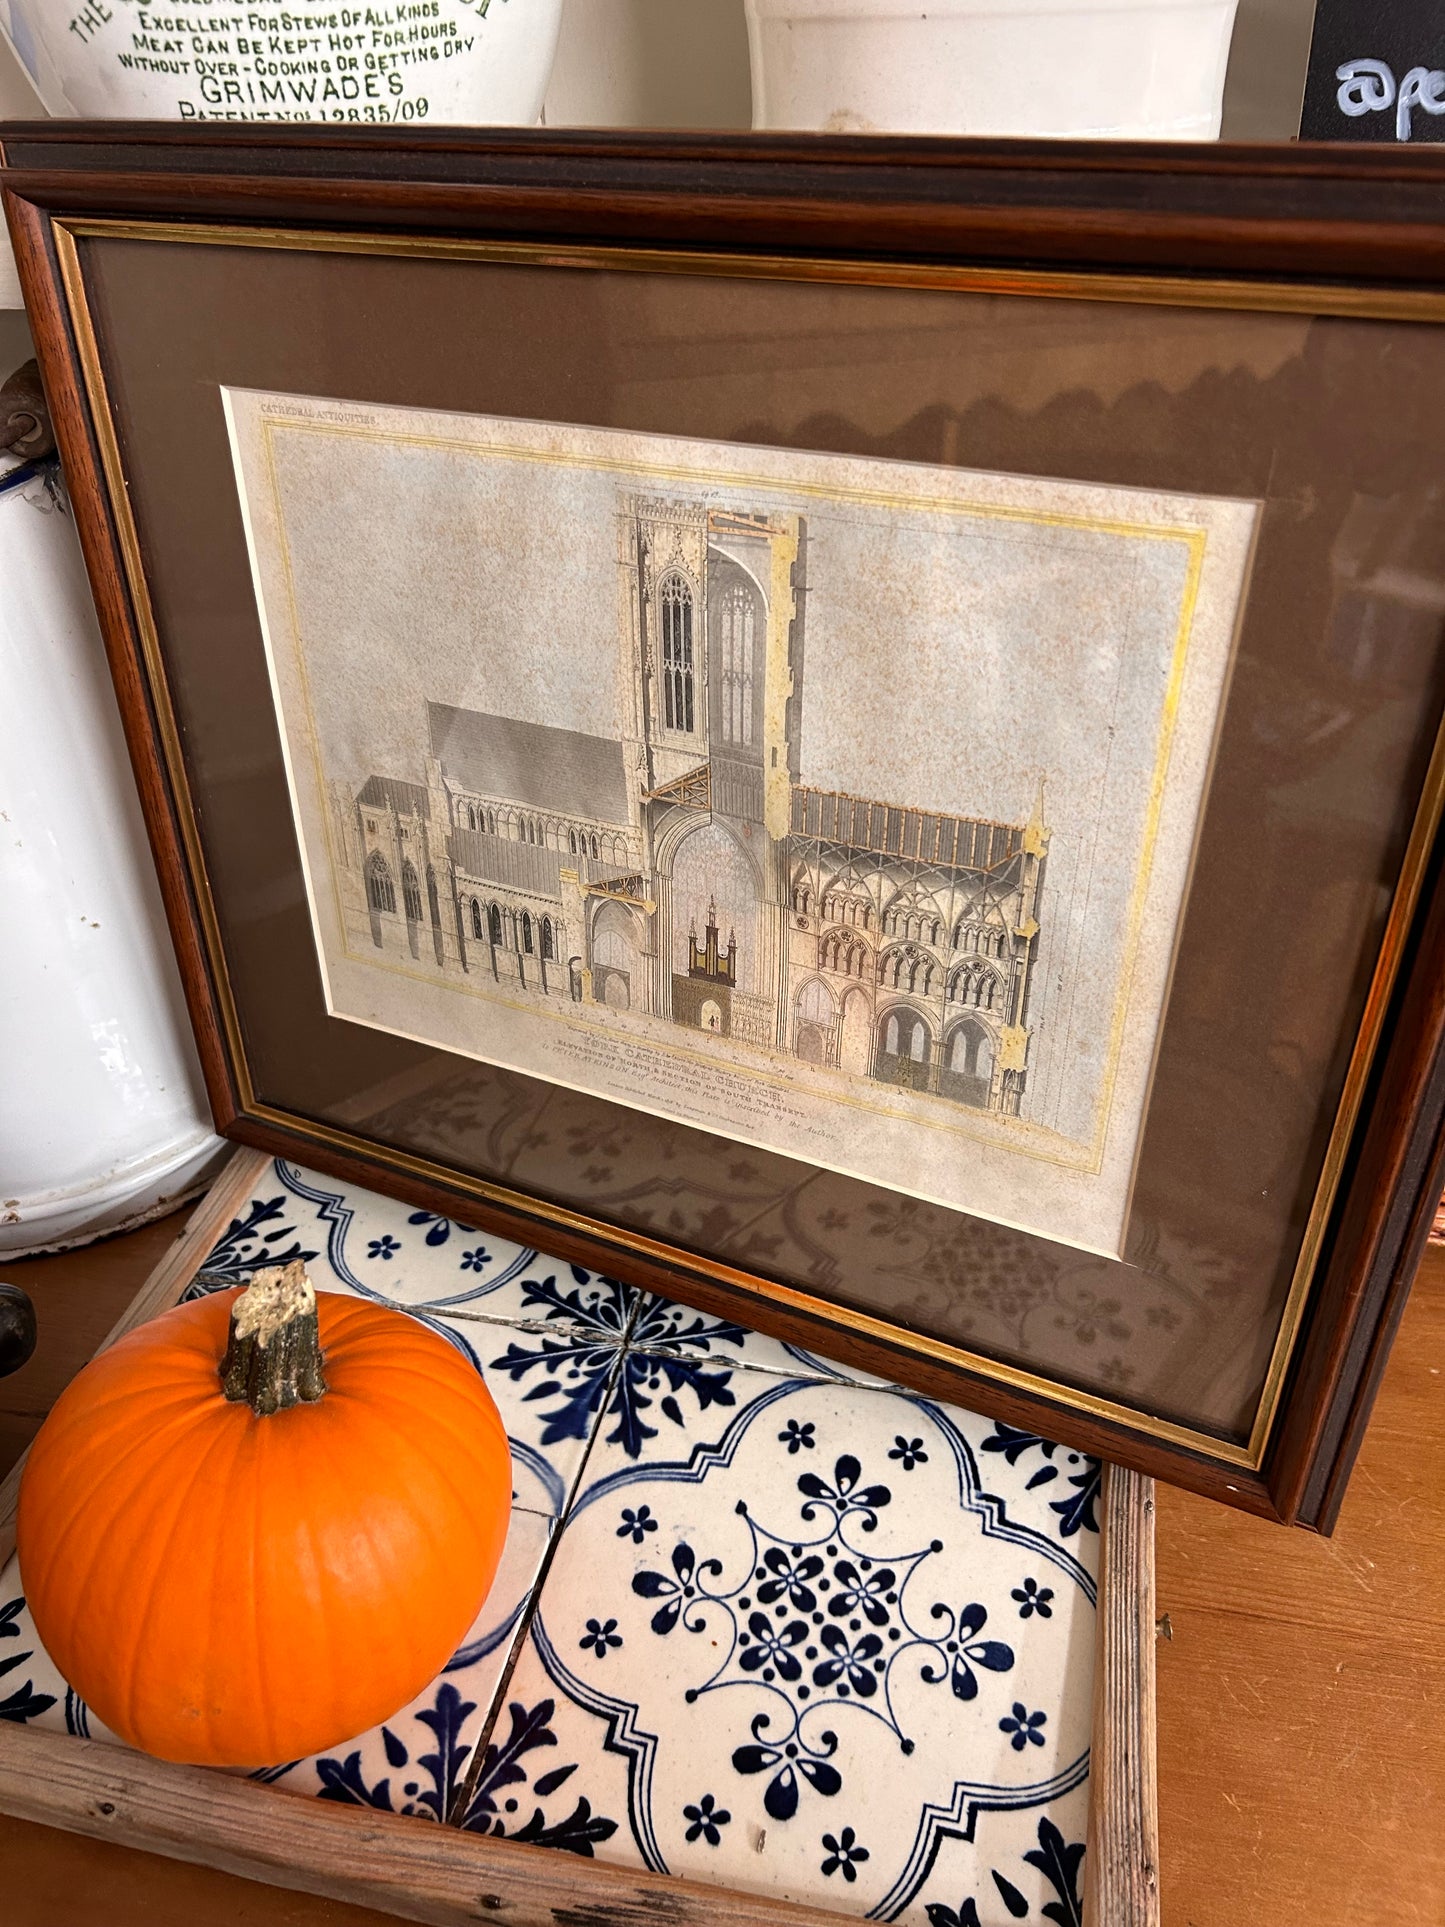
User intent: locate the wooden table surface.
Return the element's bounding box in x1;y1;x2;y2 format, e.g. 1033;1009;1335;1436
2;1211;1442;1926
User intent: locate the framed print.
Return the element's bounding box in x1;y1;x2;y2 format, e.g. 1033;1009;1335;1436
5;126;1445;1527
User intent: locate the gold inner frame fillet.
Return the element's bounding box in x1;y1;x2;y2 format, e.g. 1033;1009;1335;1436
49;215;1445;1474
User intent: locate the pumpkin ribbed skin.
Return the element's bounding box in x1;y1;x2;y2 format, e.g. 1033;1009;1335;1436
16;1288;510;1767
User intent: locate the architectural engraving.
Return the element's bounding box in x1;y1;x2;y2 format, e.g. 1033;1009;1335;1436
333;494;1048;1116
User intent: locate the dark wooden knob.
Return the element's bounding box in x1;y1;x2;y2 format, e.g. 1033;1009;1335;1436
0;360;55;462
0;1283;37;1378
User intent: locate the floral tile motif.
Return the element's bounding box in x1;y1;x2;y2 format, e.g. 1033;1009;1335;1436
0;1507;553;1819
972;1425;1102;1549
485;1290;892;1476
0;1562;121;1748
483;1366;1097;1919
457;1689;625;1856
913;1788;1090;1927
0;1583;75;1736
487;1288;781;1469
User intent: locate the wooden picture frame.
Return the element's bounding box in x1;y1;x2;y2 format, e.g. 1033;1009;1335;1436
0;1149;1158;1927
3;126;1445;1529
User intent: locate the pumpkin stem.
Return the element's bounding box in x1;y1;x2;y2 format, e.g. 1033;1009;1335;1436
220;1260;328;1416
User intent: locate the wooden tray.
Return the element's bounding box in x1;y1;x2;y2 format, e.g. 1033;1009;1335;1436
0;1150;1157;1926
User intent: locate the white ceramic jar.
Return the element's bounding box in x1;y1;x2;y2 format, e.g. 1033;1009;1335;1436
745;0;1241;139
0;0;562;125
0;454;223;1255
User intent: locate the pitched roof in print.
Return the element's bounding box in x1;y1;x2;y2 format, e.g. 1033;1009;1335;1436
357;775;429;816
790;785;1027;873
428;703;631;825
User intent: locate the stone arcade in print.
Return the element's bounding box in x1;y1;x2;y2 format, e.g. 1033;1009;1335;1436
333;493;1049;1118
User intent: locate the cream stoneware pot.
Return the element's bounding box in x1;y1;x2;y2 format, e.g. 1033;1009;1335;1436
0;0;561;124
745;0;1240;138
0;455;223;1255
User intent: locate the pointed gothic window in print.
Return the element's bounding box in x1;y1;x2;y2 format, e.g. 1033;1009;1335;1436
366;853;395;915
660;572;695;733
719;576;755;744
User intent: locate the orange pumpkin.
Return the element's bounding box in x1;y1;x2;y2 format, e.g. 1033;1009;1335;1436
16;1262;511;1767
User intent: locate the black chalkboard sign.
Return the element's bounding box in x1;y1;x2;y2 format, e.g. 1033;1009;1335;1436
1301;5;1445;140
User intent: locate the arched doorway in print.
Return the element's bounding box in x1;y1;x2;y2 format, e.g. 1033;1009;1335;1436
839;986;871;1076
874;1005;932;1092
700;998;722;1033
591;898;641;1010
601;969;630;1010
793;978;834;1065
940;1018;994;1108
667;817;762;1006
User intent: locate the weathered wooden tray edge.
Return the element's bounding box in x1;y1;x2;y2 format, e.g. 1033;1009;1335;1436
0;1149;1158;1927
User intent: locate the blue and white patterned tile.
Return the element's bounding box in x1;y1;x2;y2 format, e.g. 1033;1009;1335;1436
0;1505;553;1819
457;1685;628;1857
195;1158;639;1333
912;1783;1091;1927
202;1159;887;1389
0;1577;108;1744
477;1366;1096;1918
504;1297;898;1476
969;1422;1103;1552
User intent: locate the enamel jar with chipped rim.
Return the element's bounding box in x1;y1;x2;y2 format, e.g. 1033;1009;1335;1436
0;454;223;1253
